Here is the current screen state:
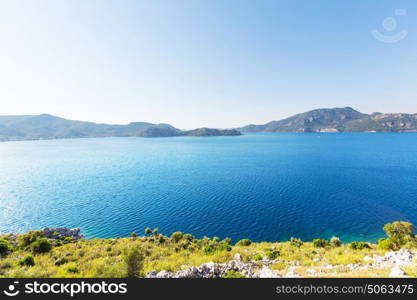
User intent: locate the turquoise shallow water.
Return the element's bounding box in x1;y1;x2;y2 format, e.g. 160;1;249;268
1;133;417;242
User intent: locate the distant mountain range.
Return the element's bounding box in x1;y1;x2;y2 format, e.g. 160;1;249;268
0;114;241;141
238;107;417;133
1;107;417;142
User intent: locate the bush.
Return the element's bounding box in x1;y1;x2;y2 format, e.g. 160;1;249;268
124;247;145;278
0;239;10;255
54;257;69;266
349;241;371;250
131;232;137;238
253;254;263;261
183;234;194;242
330;236;342;247
383;221;415;248
19;255;35;267
236;239;252;246
312;239;329;248
290;237;303;247
218;242;232;252
222;270;245;278
144;228;152;235
266;249;280;260
223;238;232;245
31;238;52;254
378;238;395;250
67;264;79;274
19;230;44;247
170;232;183;243
203;245;216;255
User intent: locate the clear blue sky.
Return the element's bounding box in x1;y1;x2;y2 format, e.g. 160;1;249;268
1;0;416;128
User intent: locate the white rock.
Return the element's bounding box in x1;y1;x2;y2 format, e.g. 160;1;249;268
257;266;281;278
234;253;242;261
389;266;407;278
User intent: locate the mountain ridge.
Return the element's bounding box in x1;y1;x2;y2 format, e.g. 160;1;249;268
1;107;417;142
238;107;417;133
0;114;241;141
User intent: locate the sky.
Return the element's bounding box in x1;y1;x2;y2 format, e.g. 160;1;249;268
0;0;416;129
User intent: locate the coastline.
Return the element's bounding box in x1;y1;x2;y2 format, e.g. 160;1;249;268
1;222;416;278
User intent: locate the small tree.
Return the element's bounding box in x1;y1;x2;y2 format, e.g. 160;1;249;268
152;228;159;236
131;232;137;239
312;239;329;248
170;232;183;243
124;247;145;278
349;241;370;250
236;239;252;246
144;228;152;235
330;236;341;247
383;221;415;247
290;237;303;247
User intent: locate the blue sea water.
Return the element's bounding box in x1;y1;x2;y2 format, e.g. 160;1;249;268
1;133;417;243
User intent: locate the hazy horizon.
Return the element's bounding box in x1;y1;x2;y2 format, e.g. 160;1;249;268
1;0;417;128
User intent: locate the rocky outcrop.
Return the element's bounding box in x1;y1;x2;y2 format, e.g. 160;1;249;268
146;249;417;278
367;249;416;268
43;227;83;240
146;253;281;278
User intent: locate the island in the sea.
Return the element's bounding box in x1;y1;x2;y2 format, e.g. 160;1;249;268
1;107;417;142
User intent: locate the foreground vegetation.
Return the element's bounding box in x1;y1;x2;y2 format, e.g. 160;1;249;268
0;222;416;278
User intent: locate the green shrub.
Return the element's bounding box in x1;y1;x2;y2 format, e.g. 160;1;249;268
349;241;370;250
218;242;232;252
67;264;79;274
312;239;329;248
223;238;232;245
203;245;216;255
144;228;152;235
265;249;280;260
236;239;252;246
377;238;395;250
222;270;245;278
170;232;183;243
58;236;73;243
19;255;35;267
19;230;44;247
124;247;145;278
31;238;52;254
330;236;342;247
130;232;137;238
54;257;69;266
253;253;263;261
183;234;194;242
290;237;303;247
0;239;10;255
